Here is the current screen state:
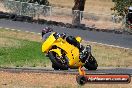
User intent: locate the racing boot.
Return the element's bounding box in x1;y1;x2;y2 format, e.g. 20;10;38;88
79;45;86;62
79;45;91;62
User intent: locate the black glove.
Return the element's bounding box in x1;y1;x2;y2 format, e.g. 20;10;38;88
53;32;66;39
53;32;60;39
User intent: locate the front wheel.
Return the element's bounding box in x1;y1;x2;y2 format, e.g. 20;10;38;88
84;55;98;70
52;64;59;70
48;51;69;70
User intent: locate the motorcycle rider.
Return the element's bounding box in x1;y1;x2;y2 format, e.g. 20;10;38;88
126;6;132;25
42;27;53;42
41;27;85;59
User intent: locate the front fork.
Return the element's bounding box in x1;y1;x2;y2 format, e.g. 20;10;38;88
78;66;86;76
78;45;92;75
77;45;91;84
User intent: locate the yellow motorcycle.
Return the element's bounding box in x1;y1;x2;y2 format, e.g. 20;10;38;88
42;32;98;70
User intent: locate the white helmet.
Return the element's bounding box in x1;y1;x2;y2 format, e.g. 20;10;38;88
128;6;132;10
128;6;132;13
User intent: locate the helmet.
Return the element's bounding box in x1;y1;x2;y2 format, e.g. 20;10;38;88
42;27;53;37
128;6;132;10
128;6;132;13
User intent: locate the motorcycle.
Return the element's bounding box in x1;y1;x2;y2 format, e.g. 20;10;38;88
42;32;98;70
125;12;132;33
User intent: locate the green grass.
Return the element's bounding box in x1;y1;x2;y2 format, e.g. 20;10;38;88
82;41;132;67
0;30;50;67
0;28;132;67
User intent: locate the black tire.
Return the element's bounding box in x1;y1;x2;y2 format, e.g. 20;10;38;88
0;13;9;19
48;52;69;70
52;64;59;70
15;15;24;22
9;14;18;21
84;55;98;70
76;75;87;85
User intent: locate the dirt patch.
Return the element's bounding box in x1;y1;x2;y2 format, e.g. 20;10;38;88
0;29;41;42
46;0;121;29
0;71;131;88
0;37;21;48
0;2;10;13
39;15;122;30
49;0;114;14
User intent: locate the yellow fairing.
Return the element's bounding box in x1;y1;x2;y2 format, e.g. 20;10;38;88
42;32;56;53
49;48;62;57
52;38;83;67
42;33;84;68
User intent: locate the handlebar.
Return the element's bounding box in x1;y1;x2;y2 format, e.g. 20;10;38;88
53;32;66;39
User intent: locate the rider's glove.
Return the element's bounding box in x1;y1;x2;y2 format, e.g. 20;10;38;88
60;33;66;39
53;32;61;39
53;32;60;39
56;33;61;37
54;32;66;39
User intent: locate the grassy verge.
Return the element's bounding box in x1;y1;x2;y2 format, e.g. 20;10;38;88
0;28;132;67
0;29;50;67
82;41;132;67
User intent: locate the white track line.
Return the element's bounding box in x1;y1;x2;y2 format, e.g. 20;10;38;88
37;33;41;35
17;30;21;32
11;29;16;31
88;41;131;50
5;28;10;30
0;27;3;29
25;31;29;33
1;27;131;50
30;32;35;34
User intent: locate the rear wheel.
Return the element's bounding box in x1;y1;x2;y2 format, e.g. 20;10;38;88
48;51;69;70
84;55;98;70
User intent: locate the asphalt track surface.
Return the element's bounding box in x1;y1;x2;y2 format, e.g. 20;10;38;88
0;19;132;49
0;67;132;75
